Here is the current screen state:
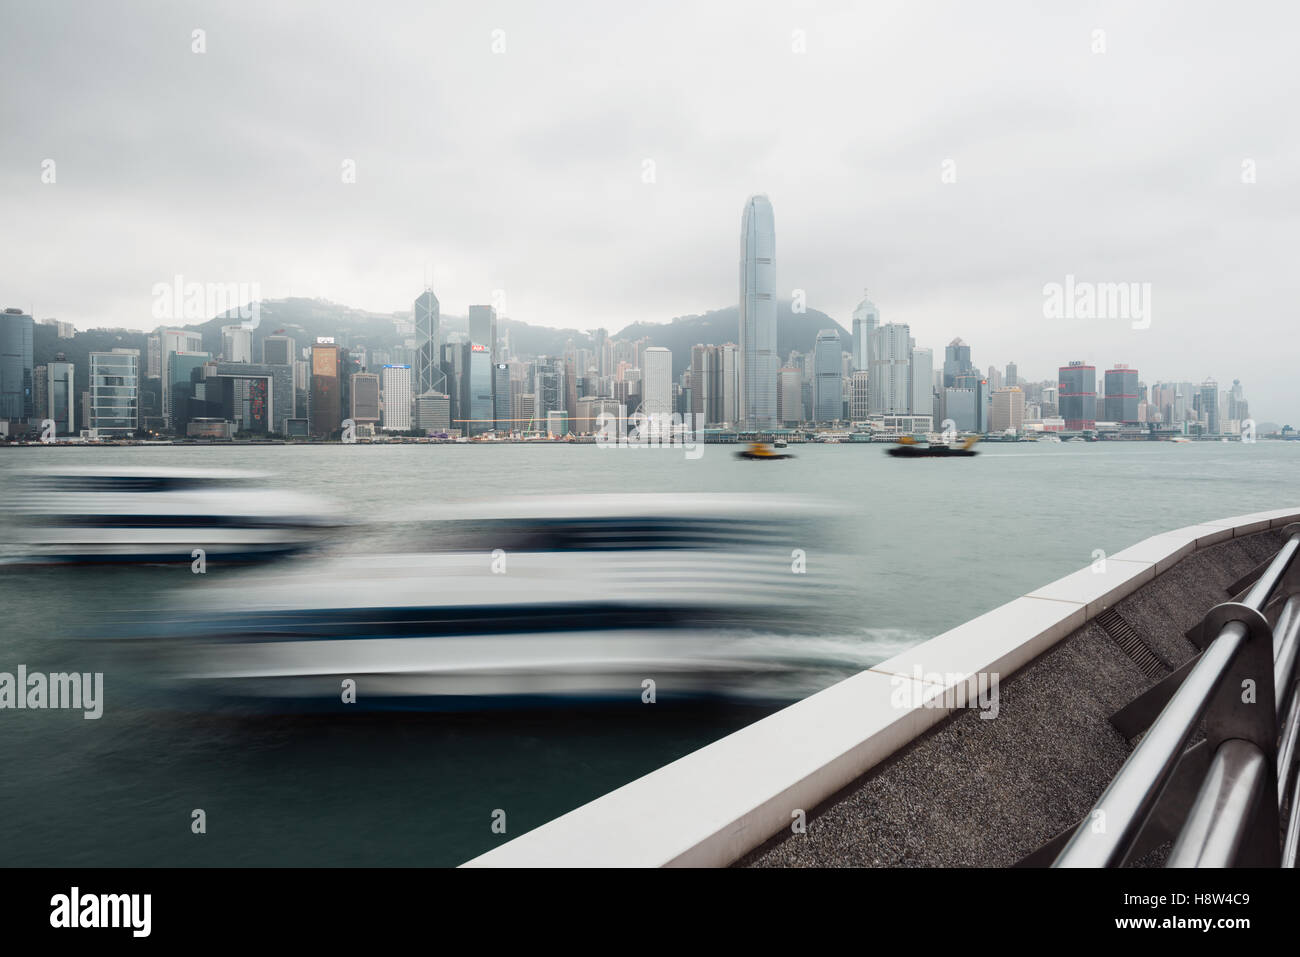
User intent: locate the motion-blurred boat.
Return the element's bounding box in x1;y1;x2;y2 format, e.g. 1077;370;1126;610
736;441;793;460
128;494;849;710
1;467;336;564
886;435;979;458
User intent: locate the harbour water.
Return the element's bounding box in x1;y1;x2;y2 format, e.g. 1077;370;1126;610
0;440;1295;866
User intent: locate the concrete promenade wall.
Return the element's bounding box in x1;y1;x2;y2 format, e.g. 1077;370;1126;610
464;507;1300;868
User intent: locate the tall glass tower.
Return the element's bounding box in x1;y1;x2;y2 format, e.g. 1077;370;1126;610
851;296;878;372
414;288;446;396
0;308;34;421
813;329;842;423
739;195;777;428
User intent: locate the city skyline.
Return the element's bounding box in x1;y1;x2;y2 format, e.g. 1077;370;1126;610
4;4;1299;421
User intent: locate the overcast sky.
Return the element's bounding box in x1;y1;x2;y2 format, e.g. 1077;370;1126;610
3;1;1298;420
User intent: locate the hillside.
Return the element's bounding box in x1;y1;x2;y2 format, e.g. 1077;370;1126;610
34;298;849;394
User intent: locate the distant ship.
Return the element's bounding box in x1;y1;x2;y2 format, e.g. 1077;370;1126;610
886;435;979;458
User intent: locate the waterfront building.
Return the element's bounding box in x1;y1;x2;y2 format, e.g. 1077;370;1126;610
380;364;412;431
990;386;1026;433
1195;379;1220;435
910;347;934;417
493;362;512;431
48;359;75;435
1103;365;1140;424
32;365;48;422
643;347;673;418
870;323;911;414
350;372;380;426
414;391;451;432
167;351;212;432
90;349;140;436
849;370;871;421
160;329;203;424
777;366;802;426
309;340;342;438
466;344;493;436
813;330;842;423
0;307;34;422
1058;361;1097;430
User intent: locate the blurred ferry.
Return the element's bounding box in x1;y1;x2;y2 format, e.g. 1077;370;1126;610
1;467;336;564
130;494;853;711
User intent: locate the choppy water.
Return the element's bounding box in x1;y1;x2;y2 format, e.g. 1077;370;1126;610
0;440;1295;865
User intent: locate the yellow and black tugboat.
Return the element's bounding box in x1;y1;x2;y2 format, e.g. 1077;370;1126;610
886;434;980;458
736;440;794;461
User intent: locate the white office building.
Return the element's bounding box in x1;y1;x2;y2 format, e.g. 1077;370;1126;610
870;322;912;415
642;346;673;418
381;364;412;431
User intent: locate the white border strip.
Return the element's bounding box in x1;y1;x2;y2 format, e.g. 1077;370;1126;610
463;507;1300;868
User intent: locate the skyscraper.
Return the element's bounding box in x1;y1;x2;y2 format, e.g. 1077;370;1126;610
160;328;203;425
350;372;380;426
870;323;911;414
1197;379;1220;434
1058;362;1097;430
221;325;252;362
381;364;412;431
1103;365;1140;424
262;335;294;366
466;344;493;435
739;195;777;428
642;347;673;418
813;330;842;423
851;296;878;372
90;349;140;436
48;359;75;435
943;338;973;387
414;288;446;397
493;363;512;432
0;307;34;422
467;304;498;362
991;387;1025;433
310;340;341;438
910;347;934;417
167;350;211;432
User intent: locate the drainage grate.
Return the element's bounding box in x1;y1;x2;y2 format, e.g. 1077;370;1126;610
1095;608;1168;680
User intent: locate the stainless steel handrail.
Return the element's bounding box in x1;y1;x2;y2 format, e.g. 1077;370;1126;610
1054;528;1300;868
1054;623;1247;867
1166;740;1268;867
